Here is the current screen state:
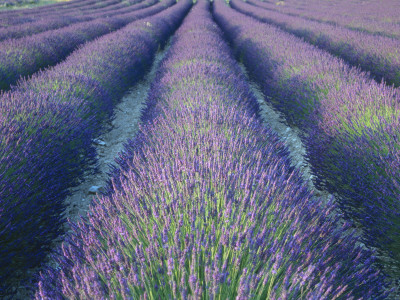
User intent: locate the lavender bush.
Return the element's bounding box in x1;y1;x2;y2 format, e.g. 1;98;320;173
36;1;387;299
213;0;400;278
0;0;191;297
0;0;165;90
231;0;400;87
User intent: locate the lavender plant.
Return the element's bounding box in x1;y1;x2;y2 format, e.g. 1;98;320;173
231;0;400;87
36;1;387;299
213;0;400;278
0;0;191;297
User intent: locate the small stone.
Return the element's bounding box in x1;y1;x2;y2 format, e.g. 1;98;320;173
314;190;323;197
93;139;106;146
88;186;103;194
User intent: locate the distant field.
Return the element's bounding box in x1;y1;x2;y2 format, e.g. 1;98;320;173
0;0;70;10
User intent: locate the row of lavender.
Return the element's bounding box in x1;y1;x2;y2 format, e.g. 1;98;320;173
230;0;400;88
0;0;145;40
0;0;121;25
254;0;400;40
0;0;163;90
35;1;388;298
0;0;191;297
214;0;400;278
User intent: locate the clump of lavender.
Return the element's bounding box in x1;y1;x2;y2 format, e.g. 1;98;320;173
36;1;387;299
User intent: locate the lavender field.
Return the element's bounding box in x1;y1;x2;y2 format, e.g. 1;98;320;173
0;0;399;298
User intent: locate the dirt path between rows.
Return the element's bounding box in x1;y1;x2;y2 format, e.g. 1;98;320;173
238;63;330;201
62;43;170;227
